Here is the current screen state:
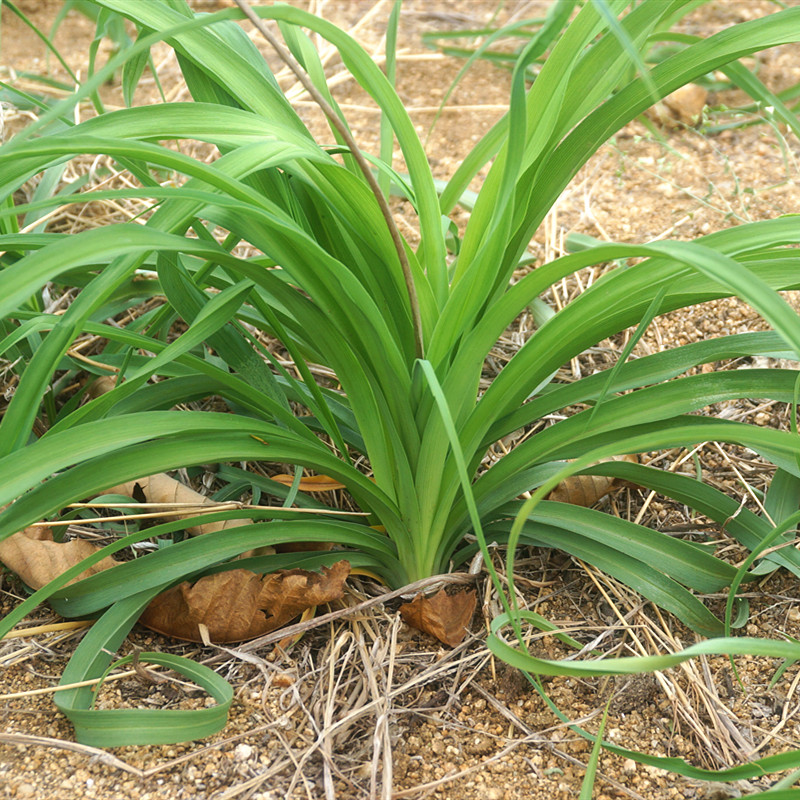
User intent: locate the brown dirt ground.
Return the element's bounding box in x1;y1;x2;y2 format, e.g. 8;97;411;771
3;1;800;799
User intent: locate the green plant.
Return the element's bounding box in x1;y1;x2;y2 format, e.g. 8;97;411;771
2;0;800;778
421;0;800;134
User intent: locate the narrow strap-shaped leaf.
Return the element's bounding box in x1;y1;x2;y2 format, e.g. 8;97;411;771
501;5;800;270
515;634;800;784
765;468;800;530
520;500;742;592
564;460;800;577
416;360;510;610
474;417;800;521
0;511;381;640
580;704;608;800
587;284;668;426
122;29;153;108
156;251;291;416
0;412;397;525
484;331;795;444
378;1;401;198
490;614;800;677
55;587;233;747
489;520;724;636
491;368;800;481
240;3;447;304
2;13;228;152
48;520;395;617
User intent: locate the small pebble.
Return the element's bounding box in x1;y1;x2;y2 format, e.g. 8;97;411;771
234;744;253;762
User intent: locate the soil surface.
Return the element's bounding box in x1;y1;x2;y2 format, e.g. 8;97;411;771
3;1;800;799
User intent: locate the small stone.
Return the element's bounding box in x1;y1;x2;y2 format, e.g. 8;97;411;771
646;83;707;128
623;758;637;774
234;743;253;762
663;83;707;125
16;784;36;798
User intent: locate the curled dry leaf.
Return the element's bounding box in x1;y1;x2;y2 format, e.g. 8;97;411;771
268;472;346;552
139;560;351;643
106;474;251;536
546;453;639;507
0;479;344;645
399;588;477;647
270;473;346;492
109;473;331;554
0;526;118;590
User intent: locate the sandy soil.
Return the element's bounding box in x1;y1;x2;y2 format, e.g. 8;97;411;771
3;1;800;799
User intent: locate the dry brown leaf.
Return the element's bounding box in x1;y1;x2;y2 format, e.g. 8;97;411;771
106;474;252;536
0;527;118;590
265;473;345;551
399;588;477;647
270;473;346;492
139;560;351;643
110;473;336;553
547;453;638;506
2;466;346;645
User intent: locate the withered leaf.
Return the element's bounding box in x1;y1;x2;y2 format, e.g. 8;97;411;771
106;474;251;536
399;588;477;647
270;473;346;492
268;474;343;552
547;453;638;506
139;560;351;643
0;527;119;590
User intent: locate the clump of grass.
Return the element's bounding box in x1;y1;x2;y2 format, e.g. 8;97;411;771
1;3;800;787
